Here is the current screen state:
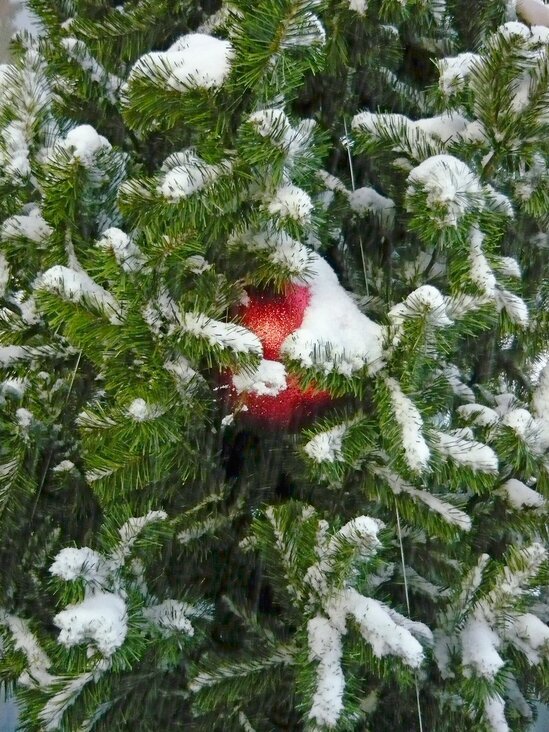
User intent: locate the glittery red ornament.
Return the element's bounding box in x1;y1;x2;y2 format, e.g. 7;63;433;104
242;285;311;360
223;285;333;428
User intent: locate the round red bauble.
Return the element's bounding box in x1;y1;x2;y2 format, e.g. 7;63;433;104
223;284;333;429
241;285;311;360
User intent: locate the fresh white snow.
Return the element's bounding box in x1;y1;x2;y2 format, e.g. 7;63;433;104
129;33;234;92
49;547;107;584
437;53;480;94
248;108;316;159
484;694;510;732
1;206;52;243
266;184;313;224
15;407;33;428
0;612;55;687
307;616;345;728
62;38;120;103
385;377;430;472
499;479;546;510
157;149;230;200
96;228;146;273
231;359;287;396
143;599;195;637
348;0;368;14
461;616;504;679
495;289;529;327
434;429;499;473
407;155;484;227
469;227;496;296
325;588;425;667
61;125;111;167
232;228;312;277
375;467;471;530
0;252;8;296
177;311;262;354
304;424;347;463
457;403;500;427
281;253;384;376
37;265;124;325
54;591;128;657
127;397;165;422
348;187;395;228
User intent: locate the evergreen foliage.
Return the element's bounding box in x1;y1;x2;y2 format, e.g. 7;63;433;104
0;0;548;730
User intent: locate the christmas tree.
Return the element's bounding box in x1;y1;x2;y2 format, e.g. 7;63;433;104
1;0;549;729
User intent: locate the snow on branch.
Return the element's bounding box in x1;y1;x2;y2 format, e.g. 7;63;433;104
230;228;312;278
0;345;32;366
248;108;316;160
495;288;529;328
461;616;505;679
517;0;549;27
434;428;499;473
469;227;496;297
126;398;166;422
325;588;425;667
54;592;128;657
1;121;31;178
384;377;430;473
36;265;124;324
143;599;197;637
47;510;207;674
55;125;112;168
281;254;384;375
500;407;549;454
0;344;63;366
375;467;472;531
389;285;453;336
128;33;234;92
50;547;108;585
0;611;55;687
0;252;8;297
62;37;121;103
442;543;549;699
304;424;347;463
437;53;480;94
505;612;549;664
443;364;475;403
406;154;484;227
498;479;546;511
177;311;262;354
457;403;500;427
39;671;99;732
484;694;509;732
157;149;231;200
352;110;472;156
307;616;344;727
96;227;146;273
348;186;395;229
265;184;314;224
304;514;383;598
280;11;325;48
231;359;287;397
532;363;549;431
116;510;168;560
252;505;431;729
1;206;52;243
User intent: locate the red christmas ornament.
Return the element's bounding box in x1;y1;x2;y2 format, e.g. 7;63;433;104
223;284;333;428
